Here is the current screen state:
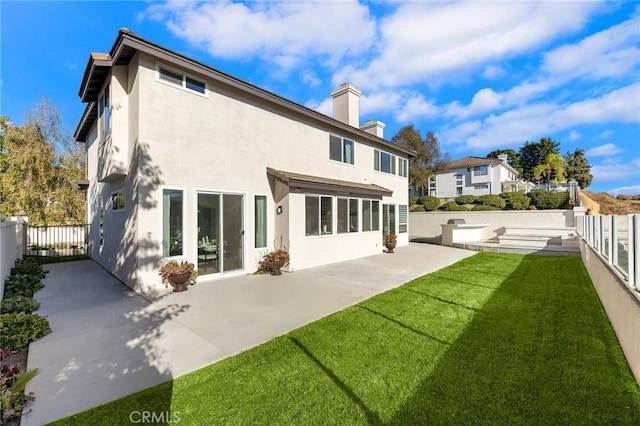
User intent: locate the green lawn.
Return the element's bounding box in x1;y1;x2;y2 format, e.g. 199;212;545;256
55;253;640;425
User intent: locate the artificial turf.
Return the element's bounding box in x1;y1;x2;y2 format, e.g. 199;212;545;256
54;253;640;425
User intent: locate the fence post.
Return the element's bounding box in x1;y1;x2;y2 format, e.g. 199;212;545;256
629;214;638;290
612;216;618;267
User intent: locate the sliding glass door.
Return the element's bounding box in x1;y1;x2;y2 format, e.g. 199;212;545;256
382;204;396;241
197;192;244;276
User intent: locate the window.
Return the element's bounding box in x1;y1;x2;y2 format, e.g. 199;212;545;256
398;158;408;177
98;84;111;140
399;205;408;233
371;200;380;231
305;195;333;236
362;199;380;232
162;189;183;257
338;198;359;233
99;198;104;247
474;165;488;176
329;135;354;164
158;65;206;95
374;149;396;174
474;184;489;190
429;177;436;196
456;174;463;196
255;196;267;248
111;191;125;211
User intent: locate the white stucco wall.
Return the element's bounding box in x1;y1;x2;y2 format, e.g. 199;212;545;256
85;52;409;292
410;210;576;240
0;221;18;296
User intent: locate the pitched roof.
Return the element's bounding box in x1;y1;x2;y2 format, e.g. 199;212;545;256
440;156;518;174
74;28;415;159
266;167;393;198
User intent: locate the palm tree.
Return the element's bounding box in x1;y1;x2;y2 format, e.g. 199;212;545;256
534;153;566;189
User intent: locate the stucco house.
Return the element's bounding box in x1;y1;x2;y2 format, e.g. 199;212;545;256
424;155;532;200
74;29;412;293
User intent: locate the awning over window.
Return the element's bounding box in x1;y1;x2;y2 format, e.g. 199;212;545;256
267;167;393;198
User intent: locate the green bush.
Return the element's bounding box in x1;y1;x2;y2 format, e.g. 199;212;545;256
472;204;500;211
529;190;570;210
476;194;506;209
3;275;44;298
0;297;40;314
500;192;531;210
422;196;441;211
10;258;46;279
0;313;51;352
455;195;477;205
439;201;469;211
409;196;419;206
411;205;426;212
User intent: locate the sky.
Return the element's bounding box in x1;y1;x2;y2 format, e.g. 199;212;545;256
1;1;639;195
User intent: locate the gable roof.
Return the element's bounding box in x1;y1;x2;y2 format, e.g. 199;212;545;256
440;156;519;175
266;167;393;198
74;28;415;159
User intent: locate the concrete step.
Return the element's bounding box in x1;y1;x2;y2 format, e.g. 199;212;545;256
504;226;575;238
499;234;562;247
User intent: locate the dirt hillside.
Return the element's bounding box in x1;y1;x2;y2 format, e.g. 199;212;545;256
581;191;640;215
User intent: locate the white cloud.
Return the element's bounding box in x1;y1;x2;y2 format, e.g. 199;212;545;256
144;0;376;69
333;1;599;89
599;130;614;139
543;14;640;80
302;70;321;88
305;97;332;116
442;83;640;150
591;158;640;183
607;184;640;196
482;65;506;80
568;130;581;141
586;143;623;157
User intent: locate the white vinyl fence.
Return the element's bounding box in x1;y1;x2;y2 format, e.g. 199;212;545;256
0;221;21;296
576;214;639;291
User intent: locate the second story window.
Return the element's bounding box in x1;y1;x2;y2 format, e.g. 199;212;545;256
329;135;354;165
98;84;111;140
374;149;396;174
474;165;488;176
158;64;206;95
398;157;408;178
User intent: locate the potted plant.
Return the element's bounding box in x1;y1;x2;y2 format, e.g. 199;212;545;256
384;233;397;253
159;260;197;292
258;249;290;275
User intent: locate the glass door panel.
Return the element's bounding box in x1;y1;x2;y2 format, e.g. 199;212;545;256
382;204;396;242
222;194;244;272
197;193;220;275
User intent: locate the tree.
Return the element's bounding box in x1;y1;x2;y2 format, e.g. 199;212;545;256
0;101;85;224
392;125;449;195
533;153;566;189
565;148;592;189
486;149;521;172
519;137;560;181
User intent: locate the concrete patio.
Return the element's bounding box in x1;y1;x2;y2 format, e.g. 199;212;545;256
23;243;473;425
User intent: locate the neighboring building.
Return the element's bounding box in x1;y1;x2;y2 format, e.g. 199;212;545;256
74;29;412;293
423;155;533;200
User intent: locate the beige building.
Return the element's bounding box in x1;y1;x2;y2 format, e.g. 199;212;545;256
74;29;412;293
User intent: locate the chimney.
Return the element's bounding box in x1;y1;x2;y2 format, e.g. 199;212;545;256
497;154;508;162
360;120;385;138
331;83;361;127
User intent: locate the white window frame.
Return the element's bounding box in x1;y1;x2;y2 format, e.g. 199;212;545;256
329;134;355;165
374;149;397;175
337;197;359;234
474;165;488;176
254;194;268;249
156;63;208;97
398;157;408;178
161;187;186;258
98;83;111;142
305;195;333;237
399;204;408;233
362;199;380;232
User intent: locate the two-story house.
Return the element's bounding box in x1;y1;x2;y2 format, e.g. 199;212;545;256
74;29;412;293
425;155;532;200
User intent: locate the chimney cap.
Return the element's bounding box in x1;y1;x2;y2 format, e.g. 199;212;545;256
331;83;361;98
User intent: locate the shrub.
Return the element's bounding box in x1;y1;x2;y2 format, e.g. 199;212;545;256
409;196;419;206
529;190;570;210
257;249;290;274
1;348;39;424
472;204;500;211
422;196;441;211
10;258;46;279
476;194;506;209
439;201;469;211
3;275;44;299
411;205;426;212
500;192;531;210
0;297;40;314
455;195;477;205
0;313;51;352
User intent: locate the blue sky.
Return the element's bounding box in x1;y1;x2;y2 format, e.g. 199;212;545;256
2;1;639;194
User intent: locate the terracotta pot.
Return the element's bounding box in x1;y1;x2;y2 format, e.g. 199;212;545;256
385;241;397;253
168;270;191;292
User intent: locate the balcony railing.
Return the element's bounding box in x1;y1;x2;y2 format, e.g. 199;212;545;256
577;214;639;291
